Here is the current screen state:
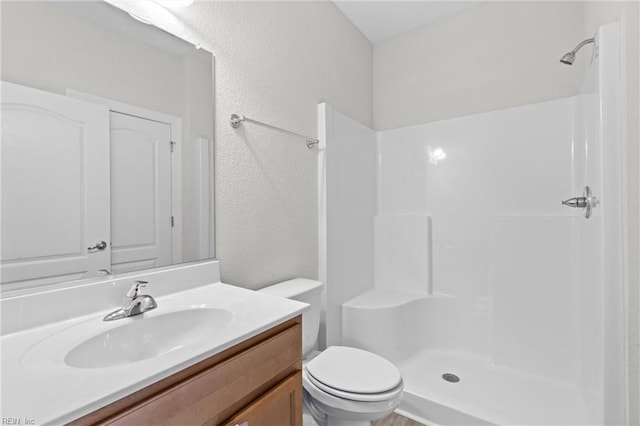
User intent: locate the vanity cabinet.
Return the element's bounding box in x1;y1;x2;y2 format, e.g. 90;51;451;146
222;372;302;426
71;316;302;426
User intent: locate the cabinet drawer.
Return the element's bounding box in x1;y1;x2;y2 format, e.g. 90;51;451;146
101;322;301;426
223;372;302;426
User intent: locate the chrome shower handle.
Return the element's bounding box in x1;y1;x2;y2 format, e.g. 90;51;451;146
562;197;588;208
562;186;599;219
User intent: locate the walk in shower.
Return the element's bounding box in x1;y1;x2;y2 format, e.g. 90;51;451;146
319;23;623;425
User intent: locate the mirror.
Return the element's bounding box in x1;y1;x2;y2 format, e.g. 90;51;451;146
0;1;214;292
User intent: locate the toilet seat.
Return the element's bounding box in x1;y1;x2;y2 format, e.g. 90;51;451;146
302;369;404;422
305;368;403;402
304;346;403;402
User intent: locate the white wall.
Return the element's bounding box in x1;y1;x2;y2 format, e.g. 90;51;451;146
373;1;586;130
107;0;373;290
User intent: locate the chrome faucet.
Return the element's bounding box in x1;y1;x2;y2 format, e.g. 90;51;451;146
103;280;158;321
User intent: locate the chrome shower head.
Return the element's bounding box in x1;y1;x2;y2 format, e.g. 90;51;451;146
560;37;595;65
560;51;576;65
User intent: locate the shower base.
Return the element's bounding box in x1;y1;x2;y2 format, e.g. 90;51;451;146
395;350;597;425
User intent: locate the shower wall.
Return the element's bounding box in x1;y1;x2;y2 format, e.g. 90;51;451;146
320;96;595;383
320;95;604;380
321;18;623;426
377;98;585;383
318;103;376;347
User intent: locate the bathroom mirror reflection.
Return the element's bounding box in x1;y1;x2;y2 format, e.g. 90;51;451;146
0;1;215;292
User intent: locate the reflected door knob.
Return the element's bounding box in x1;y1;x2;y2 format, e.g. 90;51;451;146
88;241;108;251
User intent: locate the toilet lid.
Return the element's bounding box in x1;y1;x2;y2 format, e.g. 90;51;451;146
304;346;402;394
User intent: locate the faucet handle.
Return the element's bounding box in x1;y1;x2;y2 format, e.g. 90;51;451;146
126;280;149;298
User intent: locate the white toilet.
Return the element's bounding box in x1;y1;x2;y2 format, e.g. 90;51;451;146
259;278;403;426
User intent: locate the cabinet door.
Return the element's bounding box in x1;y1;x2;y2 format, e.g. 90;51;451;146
223;372;302;426
90;322;302;426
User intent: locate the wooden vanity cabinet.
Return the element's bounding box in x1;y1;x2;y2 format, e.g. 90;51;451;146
71;316;302;426
222;372;302;426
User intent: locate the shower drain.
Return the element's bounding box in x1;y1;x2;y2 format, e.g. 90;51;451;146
442;373;460;383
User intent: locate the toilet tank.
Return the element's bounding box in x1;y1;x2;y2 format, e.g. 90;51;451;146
258;278;323;356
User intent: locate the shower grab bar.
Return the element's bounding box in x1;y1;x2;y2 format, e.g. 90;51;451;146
230;114;319;150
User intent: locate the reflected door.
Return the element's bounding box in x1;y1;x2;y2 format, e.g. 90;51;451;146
109;112;172;273
0;81;110;287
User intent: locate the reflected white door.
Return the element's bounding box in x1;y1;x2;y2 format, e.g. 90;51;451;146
1;81;110;287
109;112;172;273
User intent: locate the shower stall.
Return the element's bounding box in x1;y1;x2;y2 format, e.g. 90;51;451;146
318;23;623;425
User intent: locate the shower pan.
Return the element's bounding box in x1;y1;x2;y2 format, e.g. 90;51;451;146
320;23;623;426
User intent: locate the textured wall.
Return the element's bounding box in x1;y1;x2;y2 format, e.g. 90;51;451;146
107;0;373;289
373;1;586;130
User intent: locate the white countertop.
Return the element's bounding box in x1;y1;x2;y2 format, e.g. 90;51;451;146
1;282;307;425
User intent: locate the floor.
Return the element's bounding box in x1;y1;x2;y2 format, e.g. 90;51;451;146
373;413;425;426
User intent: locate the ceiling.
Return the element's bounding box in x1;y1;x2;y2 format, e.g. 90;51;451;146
333;1;482;44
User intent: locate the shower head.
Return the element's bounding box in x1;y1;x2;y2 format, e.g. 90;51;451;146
560;37;595;65
560;51;576;65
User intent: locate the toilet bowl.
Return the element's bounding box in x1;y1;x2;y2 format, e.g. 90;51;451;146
259;279;403;426
302;346;403;426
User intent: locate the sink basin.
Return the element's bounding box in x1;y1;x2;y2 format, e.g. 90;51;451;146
6;279;309;426
64;308;233;369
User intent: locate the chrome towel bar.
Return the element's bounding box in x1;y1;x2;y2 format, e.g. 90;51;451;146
230;114;319;150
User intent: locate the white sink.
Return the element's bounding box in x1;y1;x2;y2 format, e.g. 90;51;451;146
4;274;308;425
65;308;233;369
21;306;235;372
